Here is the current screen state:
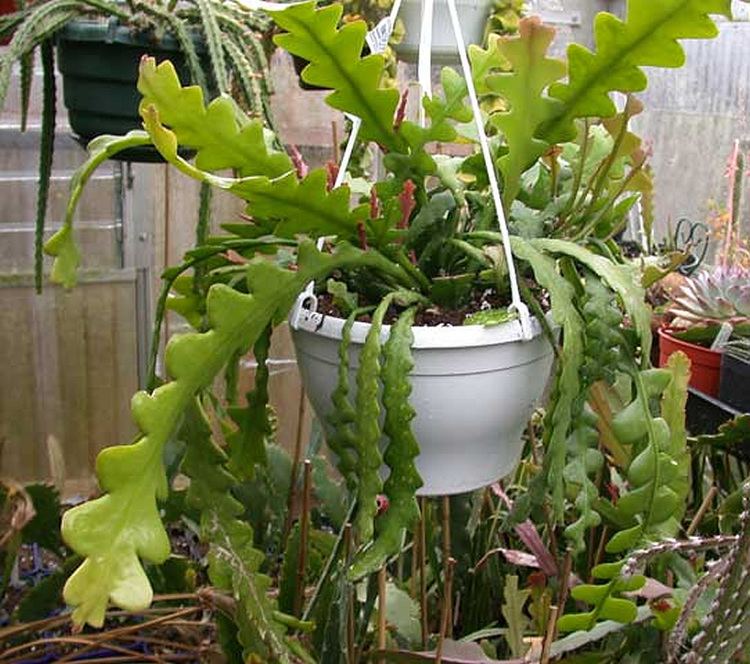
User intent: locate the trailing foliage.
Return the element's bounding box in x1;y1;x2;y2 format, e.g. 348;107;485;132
226;326;273;479
61;240;415;627
47;2;730;660
539;0;731;144
181;402;310;661
349;307;423;579
483;17;565;206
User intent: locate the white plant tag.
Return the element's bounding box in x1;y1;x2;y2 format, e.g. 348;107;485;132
366;17;393;54
711;321;734;351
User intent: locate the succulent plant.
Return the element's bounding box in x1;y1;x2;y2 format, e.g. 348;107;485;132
669;266;750;329
725;337;750;363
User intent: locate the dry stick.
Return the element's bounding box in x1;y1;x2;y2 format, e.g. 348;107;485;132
0;604;200;645
441;495;453;637
344;523;356;664
112;634;206;655
540;605;560;664
435;557;456;664
410;529;419;598
378;566;388;664
283;389;309;545
419;496;428;649
687;485;718;536
73;657;199;664
54;608;202;664
556;551;573;635
294;459;313;618
4;637;163;664
593;526;609;570
332;120;340;163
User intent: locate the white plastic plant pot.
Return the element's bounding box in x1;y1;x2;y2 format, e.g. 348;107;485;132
394;0;492;64
291;308;555;496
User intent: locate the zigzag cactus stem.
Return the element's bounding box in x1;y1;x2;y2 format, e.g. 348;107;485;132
667;558;729;663
683;483;750;664
621;535;737;578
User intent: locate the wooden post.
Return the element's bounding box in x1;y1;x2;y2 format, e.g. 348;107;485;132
418;496;428;649
293;460;312;617
378;566;387;664
435;557;456;664
344;523;355;664
441;495;452;636
541;604;559;664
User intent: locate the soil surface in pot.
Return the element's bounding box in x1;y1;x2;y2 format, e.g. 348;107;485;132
316;282;548;326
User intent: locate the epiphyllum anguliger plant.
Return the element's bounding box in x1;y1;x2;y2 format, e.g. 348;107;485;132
52;0;726;653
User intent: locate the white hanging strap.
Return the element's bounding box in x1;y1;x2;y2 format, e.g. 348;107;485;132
295;5;403;317
295;0;533;341
445;0;533;340
418;0;434;100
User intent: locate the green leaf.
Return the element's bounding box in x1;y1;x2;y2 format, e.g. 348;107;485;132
227;326;273;479
468;35;509;97
485;17;566;206
539;0;730;144
180;401;310;662
272;2;402;152
137;57;292;177
62;240;410;627
501;575;531;658
530;238;652;363
327;279;358;316
140;102;360;240
656;350;690;535
44;131;152;288
349;308;423;579
326;309;361;490
691;414;750;455
511;237;585;520
558;573;644;633
377;581;422;647
563;423;604;552
353;295;392;542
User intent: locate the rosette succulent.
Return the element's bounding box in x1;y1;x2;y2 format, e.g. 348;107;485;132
670;266;750;329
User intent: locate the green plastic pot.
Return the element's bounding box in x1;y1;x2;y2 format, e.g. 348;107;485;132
57;19;206;162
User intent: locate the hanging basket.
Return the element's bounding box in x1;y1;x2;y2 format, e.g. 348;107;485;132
56;19;206;162
290;0;550;496
292;309;554;496
394;0;492;63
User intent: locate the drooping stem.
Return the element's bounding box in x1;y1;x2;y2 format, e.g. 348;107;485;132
34;39;55;294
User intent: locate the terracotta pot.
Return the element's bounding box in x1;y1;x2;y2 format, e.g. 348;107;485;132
658;326;721;397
